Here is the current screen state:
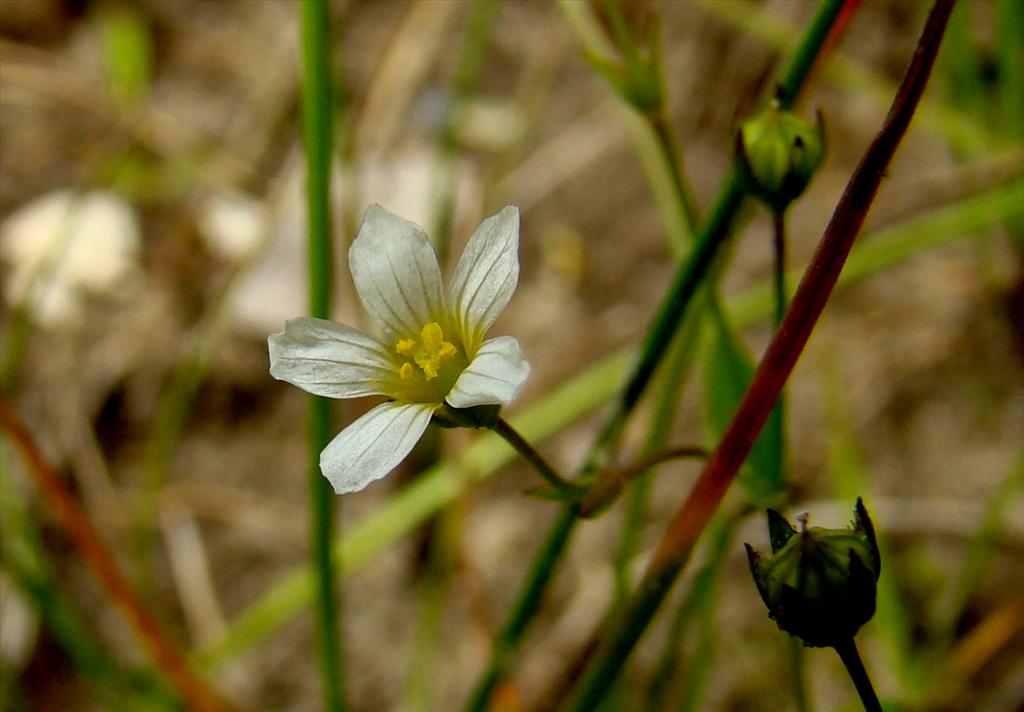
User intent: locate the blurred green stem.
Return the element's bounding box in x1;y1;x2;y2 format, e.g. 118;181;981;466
613;314;703;608
789;636;811;712
301;1;344;710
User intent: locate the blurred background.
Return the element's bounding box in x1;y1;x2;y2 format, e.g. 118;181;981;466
1;1;1022;710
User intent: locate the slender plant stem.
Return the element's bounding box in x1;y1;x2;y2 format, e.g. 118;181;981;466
614;310;704;608
558;3;954;709
834;639;883;712
463;3;848;708
581;444;708;518
463;504;580;712
650;109;700;230
300;1;344;710
0;395;234;712
492;417;580;493
789;636;811;712
772;211;788;326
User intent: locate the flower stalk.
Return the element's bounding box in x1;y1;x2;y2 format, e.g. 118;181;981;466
835;639;883;712
491;417;582;496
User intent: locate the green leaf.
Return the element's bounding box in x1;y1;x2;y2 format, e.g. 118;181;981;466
702;300;783;500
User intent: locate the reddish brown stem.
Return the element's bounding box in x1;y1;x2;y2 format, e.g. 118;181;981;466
0;394;238;712
650;0;955;575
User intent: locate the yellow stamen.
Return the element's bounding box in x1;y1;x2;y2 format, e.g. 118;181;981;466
394;322;459;382
396;338;416;357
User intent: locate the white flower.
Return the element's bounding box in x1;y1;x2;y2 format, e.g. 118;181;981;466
1;190;140;326
268;205;530;494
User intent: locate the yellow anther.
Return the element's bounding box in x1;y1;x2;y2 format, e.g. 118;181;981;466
420;322;444;348
396;338;416;357
395;322;459;382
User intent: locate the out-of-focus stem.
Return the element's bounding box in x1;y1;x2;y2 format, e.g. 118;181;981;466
0;395;235;712
300;1;344;710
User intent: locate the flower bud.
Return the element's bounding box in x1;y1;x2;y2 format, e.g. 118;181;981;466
737;101;825;213
745;498;881;648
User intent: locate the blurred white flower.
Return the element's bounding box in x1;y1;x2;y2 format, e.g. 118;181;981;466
0;190;140;326
198;191;266;262
268;204;529;494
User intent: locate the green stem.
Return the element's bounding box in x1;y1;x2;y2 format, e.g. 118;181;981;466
789;636;811;712
772;211;787;327
300;1;343;710
644;512;738;710
834;639;883;712
463;505;580;712
492;417;580;494
614;310;704;608
650;108;700;230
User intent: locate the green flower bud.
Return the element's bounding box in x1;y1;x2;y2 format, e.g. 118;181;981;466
737;101;825;213
745;498;881;648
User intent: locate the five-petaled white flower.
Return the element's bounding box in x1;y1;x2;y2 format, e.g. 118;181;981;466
268;205;530;494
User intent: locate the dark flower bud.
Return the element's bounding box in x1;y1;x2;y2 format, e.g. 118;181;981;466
737;100;825;213
745;498;881;648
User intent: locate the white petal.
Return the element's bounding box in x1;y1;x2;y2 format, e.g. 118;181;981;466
448;206;519;352
446;336;530;409
320;402;435;494
269;317;395;398
349;205;444;339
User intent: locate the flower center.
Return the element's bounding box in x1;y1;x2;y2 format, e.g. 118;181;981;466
396;322;459;381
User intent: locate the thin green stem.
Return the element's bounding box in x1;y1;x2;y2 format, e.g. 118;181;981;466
834;639;883;712
614;310;704;609
789;636;811;712
772;211;787;327
463;505;580;712
492;417;580;494
644;512;738;710
650;108;700;231
300;1;344;710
